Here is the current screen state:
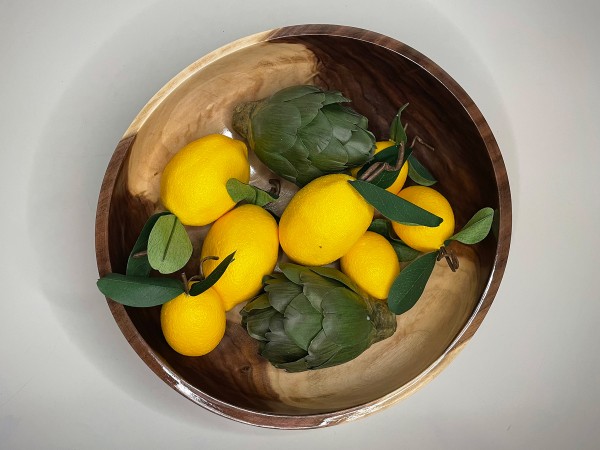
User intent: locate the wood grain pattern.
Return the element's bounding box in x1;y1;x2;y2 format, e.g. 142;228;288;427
95;24;511;429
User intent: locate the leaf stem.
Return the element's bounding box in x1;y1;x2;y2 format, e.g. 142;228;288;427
359;142;405;183
181;272;189;295
410;135;435;151
199;256;220;280
437;245;459;272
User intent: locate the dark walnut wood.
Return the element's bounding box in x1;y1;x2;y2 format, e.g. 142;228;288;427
95;24;511;429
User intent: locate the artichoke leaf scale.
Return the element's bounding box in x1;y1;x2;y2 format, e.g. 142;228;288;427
287;92;325;126
270;85;322;102
321;290;374;345
262;313;307;364
251;103;300;154
264;280;303;314
296;110;334;154
308;266;362;294
317;341;370;370
244;307;278;341
283;293;323;351
321;90;351;105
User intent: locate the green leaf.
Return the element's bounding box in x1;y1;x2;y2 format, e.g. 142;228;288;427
367;218;391;236
189;251;236;296
147;215;193;274
226;178;278;206
448;207;495;245
97;273;184;307
349;180;442;227
389;103;409;145
387;252;437;315
407;154;437;186
126;212;171;277
368;219;420;261
390;240;421;262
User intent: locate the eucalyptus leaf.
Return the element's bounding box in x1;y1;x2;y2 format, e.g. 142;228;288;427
189;251;236;296
97;273;184;307
226;178;278;207
147;215;193;274
349;180;442;227
407;154;437;186
126;211;171;277
448;207;495;244
390;240;421;262
387;252;437;315
389;103;409;145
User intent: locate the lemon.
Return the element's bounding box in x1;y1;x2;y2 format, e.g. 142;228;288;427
201;204;279;311
350;140;408;194
391;186;455;252
340;231;400;300
160;134;250;226
160;287;226;357
279;173;374;266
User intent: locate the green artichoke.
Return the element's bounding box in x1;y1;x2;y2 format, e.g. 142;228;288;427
240;263;397;372
232;85;376;186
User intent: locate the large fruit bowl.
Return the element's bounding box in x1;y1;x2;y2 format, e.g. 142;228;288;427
95;24;511;428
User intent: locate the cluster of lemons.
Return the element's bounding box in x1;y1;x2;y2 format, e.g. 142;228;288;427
158;135;454;357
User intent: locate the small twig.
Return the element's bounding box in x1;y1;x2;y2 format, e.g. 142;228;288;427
268;179;281;197
359;141;406;182
132;250;148;258
410;135;435;151
199;255;219;280
437;246;459;272
181;272;189;295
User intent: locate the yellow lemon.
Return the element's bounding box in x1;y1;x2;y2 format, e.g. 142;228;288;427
279;173;374;266
350;140;408;194
340;231;400;300
391;186;455;252
160;287;226;357
201;204;279;311
160;134;250;226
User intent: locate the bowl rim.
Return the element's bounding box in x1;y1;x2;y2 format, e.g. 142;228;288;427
95;23;512;429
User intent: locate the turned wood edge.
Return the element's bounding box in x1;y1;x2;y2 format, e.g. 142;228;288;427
122;30;273;137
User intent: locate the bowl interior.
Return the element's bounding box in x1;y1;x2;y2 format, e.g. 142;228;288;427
98;26;507;424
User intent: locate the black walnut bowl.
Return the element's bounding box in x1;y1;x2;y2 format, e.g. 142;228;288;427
95;24;511;429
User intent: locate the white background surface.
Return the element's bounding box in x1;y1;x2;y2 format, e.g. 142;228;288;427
2;0;599;448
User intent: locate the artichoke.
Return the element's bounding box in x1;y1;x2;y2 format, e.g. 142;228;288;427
232;85;376;186
240;263;397;372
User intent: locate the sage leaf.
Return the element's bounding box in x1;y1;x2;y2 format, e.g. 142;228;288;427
448;207;495;244
390;240;421;262
407;154;437;186
189;251;236;296
126;211;171;277
389;103;409;145
97;273;184;307
349;180;442;227
387;252;437;314
226;178;278;206
147;215;193;274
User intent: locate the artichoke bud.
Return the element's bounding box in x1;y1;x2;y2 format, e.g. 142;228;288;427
240;263;397;372
232;85;376;187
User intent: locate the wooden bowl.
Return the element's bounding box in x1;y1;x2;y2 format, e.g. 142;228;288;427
95;25;511;428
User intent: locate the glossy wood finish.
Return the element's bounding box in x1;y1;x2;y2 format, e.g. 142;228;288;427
95;25;511;428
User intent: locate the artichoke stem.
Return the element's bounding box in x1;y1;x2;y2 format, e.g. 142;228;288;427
232;100;261;139
369;300;397;343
